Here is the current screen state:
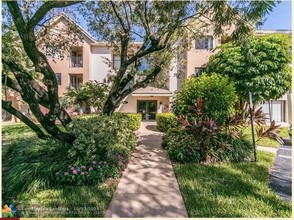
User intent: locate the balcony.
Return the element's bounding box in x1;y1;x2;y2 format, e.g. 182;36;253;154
70;56;83;67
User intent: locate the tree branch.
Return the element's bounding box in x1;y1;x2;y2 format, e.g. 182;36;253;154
28;1;83;30
2;100;48;139
3;59;72;127
2;73;22;94
110;1;128;33
119;64;163;100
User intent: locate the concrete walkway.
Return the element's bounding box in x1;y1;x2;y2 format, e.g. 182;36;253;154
105;121;188;217
257;143;292;202
269;143;292;202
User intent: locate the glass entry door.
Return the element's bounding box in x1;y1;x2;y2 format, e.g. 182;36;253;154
137;100;157;120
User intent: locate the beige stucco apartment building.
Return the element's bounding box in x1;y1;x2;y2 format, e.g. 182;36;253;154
3;13;292;123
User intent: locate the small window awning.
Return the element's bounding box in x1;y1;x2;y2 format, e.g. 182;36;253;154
132;86;172;97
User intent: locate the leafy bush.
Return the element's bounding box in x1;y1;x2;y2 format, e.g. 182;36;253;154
163;98;252;163
163;128;201;163
156;113;179;132
113;112;142;131
173;73;238;125
67;114;136;164
62;81;109;114
163;124;252;163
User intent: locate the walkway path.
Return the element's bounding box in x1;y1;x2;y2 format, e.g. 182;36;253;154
105;121;188;217
269;143;292;202
257;143;292;202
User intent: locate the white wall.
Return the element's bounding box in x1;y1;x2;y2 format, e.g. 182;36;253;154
89;46;112;82
118;95;170;113
168;56;178;94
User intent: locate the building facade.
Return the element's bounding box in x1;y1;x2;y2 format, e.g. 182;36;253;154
3;14;292;124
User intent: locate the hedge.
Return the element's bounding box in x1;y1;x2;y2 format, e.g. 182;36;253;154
113;112;142;131
156;113;179;132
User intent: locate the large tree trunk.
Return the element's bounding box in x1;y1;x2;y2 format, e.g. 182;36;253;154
5;1;81;144
103;98;117;116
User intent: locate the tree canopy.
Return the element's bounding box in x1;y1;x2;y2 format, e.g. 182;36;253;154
206;34;292;103
81;0;278;115
2;0;279;142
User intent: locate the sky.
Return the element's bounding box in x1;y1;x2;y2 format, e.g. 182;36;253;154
259;0;292;30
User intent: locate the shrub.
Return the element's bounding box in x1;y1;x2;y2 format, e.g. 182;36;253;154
163;101;253;163
163;126;252;163
217;134;252;162
113;112;142;131
163;128;201;163
67;114;136;164
156;113;179;132
172;73;238;126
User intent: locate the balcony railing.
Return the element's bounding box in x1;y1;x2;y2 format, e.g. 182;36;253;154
70;56;83;67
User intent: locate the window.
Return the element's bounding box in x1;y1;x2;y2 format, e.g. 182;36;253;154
69;74;83;89
70;52;83;67
46;46;61;58
113;56;121;69
195;36;213;50
55;73;61;85
195;67;204;77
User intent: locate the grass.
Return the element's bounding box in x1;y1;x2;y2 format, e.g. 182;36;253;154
2;123;118;217
173;151;292;218
243;126;289;148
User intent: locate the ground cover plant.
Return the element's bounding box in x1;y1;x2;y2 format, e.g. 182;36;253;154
2;115;137;217
173;151;292;217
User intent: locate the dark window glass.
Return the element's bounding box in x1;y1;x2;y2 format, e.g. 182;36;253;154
195;36;213;50
55;73;61;85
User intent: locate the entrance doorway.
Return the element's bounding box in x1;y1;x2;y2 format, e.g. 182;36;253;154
137;100;157;120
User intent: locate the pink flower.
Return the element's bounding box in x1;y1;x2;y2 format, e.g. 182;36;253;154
64;172;69;176
88;167;93;171
73;170;78;175
70;167;75;170
92;161;97;164
81;165;86;169
81;172;85;175
118;161;124;166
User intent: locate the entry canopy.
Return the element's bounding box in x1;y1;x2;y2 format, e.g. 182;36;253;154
132;86;172;97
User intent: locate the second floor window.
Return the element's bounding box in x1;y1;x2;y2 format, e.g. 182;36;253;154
55;73;61;85
195;36;213;50
70;52;83;67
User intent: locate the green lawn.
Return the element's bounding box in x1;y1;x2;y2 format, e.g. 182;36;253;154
2;123;118;217
243;126;289;148
173;151;291;218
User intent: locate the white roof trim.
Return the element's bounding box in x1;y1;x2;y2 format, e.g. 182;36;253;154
37;12;98;43
132;94;172;97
